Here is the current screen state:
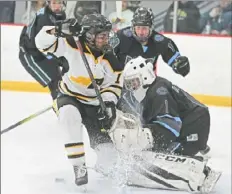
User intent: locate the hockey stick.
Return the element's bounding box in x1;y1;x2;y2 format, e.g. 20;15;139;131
1;106;52;135
74;38;107;113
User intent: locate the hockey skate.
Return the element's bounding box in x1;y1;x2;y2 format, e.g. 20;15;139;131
200;166;222;193
73;164;88;186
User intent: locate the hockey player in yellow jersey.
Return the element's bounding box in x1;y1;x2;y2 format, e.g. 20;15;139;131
35;14;123;186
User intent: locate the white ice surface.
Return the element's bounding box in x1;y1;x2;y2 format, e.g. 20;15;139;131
1;91;231;194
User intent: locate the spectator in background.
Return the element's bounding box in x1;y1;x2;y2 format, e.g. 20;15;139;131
108;1;140;32
126;1;141;12
74;1;101;23
65;1;77;18
0;1;15;23
21;0;46;25
200;0;232;35
163;1;201;34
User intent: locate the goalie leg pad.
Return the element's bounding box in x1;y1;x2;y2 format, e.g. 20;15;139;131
119;151;209;192
200;167;222;193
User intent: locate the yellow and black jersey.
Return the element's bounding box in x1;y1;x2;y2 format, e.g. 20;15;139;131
35;26;123;106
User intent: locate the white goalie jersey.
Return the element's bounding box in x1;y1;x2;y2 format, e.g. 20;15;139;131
35;26;123;105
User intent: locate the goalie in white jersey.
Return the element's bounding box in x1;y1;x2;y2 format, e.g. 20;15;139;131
35;14;123;186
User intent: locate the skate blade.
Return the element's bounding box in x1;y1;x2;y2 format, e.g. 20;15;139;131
200;171;222;193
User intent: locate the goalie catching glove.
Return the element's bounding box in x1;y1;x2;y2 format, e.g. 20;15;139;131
108;110;154;152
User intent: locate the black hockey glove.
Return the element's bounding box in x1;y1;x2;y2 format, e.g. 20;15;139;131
97;101;116;131
47;52;69;75
68;18;82;36
54;18;82;37
171;56;190;77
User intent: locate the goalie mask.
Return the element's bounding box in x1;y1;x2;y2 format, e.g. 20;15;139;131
81;14;113;53
123;56;156;91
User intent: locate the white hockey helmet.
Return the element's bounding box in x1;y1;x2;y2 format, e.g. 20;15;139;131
123;56;156;91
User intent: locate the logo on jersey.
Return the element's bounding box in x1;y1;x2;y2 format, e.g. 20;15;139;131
123;28;133;37
168;42;176;52
125;55;133;64
156;87;168;95
172;85;180;93
70;76;104;89
154;34;164;42
109;33;120;49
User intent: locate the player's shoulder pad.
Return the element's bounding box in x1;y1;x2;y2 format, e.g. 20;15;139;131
156;86;169;95
153;31;166;42
36;7;45;16
121;27;133;38
153;77;171;95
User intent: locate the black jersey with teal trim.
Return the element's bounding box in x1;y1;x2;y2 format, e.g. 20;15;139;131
19;6;66;61
114;27;180;69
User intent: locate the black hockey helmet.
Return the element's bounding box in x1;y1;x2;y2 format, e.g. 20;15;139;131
74;1;100;23
81;14;113;53
132;7;154;27
131;7;154;43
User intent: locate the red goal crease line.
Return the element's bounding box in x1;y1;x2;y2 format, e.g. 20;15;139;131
1;80;231;107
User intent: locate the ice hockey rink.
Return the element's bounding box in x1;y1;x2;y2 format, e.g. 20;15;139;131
1;91;231;194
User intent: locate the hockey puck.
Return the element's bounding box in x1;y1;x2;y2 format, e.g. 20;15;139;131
55;178;65;183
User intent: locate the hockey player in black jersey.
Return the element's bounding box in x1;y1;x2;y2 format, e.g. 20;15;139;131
19;0;66;100
114;7;190;77
121;56;209;156
107;56;220;193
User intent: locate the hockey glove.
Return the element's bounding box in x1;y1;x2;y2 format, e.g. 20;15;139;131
47;52;69;75
97;101;116;131
68;18;82;36
172;56;190;77
54;18;82;37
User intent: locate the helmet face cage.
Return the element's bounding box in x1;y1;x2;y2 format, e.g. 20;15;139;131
124;75;142;91
81;14;113;53
124;56;156;90
131;7;154;43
